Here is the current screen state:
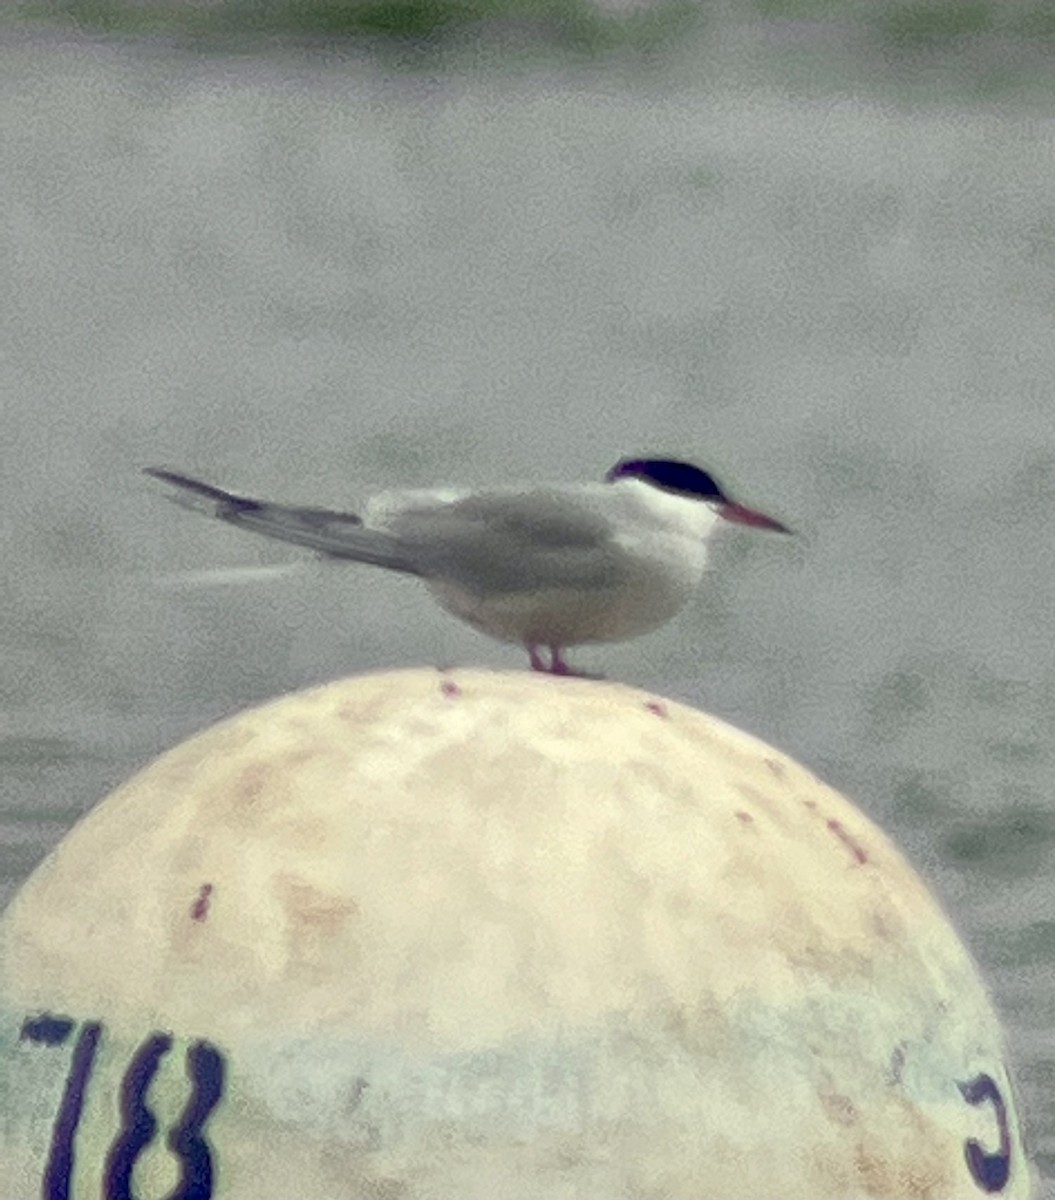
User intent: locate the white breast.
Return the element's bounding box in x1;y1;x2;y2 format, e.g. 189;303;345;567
420;479;720;649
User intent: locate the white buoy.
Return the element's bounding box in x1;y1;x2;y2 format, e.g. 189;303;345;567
0;670;1033;1198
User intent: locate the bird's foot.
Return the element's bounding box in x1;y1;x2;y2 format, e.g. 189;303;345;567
551;661;604;679
525;644;604;679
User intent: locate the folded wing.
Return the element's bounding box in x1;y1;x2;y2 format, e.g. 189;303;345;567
377;490;624;593
146;470;626;594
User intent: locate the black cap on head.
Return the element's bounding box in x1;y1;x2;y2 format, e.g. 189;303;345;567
605;458;727;502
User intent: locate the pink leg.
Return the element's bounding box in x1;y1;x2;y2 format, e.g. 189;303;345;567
526;644;603;678
549;646;602;678
527;643;549;672
549;646;573;675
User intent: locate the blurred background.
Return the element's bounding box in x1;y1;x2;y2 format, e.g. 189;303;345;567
3;0;1055;1188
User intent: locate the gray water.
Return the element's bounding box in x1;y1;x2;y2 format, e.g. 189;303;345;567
3;19;1055;1191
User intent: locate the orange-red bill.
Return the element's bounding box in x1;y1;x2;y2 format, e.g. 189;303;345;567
719;502;792;534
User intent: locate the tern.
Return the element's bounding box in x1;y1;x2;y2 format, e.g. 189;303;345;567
144;458;789;674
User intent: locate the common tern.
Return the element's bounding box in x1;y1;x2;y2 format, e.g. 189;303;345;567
144;459;789;674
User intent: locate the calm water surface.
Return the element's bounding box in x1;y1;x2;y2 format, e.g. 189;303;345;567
3;22;1055;1190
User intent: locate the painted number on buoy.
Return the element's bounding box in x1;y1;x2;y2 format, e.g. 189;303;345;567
19;1013;226;1200
959;1072;1011;1193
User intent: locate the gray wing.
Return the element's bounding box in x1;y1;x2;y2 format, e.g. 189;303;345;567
144;468;422;574
382;490;625;593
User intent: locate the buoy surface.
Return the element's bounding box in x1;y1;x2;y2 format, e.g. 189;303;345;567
0;669;1032;1198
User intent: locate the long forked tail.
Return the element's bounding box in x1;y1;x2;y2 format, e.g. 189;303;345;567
143;467;422;575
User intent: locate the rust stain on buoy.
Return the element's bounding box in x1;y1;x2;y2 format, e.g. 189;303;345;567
850;1124;949;1200
818;1082;858;1128
233;763;269;812
190;883;213;922
736;782;790;825
276;874;358;935
827;819;869;865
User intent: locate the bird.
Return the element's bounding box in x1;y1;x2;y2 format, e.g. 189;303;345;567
144;458;789;675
